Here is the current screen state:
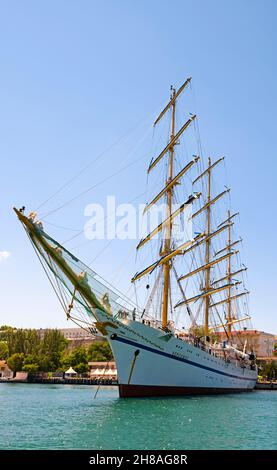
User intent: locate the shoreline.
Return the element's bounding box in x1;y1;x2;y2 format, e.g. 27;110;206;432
0;377;118;386
1;378;277;390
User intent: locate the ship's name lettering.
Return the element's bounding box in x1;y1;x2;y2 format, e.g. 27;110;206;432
118;325;164;350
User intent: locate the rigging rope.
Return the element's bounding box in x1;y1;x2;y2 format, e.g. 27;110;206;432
62;189;147;251
35;106;161;213
40;148;151;221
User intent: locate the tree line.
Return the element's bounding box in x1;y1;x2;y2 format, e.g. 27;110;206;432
0;325;113;373
258;361;277;380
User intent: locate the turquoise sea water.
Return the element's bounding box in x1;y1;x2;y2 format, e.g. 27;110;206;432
0;383;276;450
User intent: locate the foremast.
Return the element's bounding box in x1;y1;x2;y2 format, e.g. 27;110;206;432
132;77;197;330
161;86;176;329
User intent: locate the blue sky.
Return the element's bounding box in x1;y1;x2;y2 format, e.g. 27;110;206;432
0;0;276;333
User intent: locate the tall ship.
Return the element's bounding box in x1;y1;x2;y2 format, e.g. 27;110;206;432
15;77;258;397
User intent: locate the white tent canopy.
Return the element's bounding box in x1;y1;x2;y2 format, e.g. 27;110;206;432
106;368;117;376
91;368;101;376
65;366;77;375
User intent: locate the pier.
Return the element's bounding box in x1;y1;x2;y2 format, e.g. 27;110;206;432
255;381;277;390
27;376;118;386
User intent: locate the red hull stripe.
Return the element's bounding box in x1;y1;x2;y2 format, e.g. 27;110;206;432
112;335;256;382
119;384;253;398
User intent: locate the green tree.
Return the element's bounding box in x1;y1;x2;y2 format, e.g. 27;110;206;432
23;354;38;366
40;329;68;371
22;364;39;373
37;354;52;372
7;353;25;372
0;341;9;360
61;346;88;369
40;329;68;354
0;325;14;331
4;329;40;356
24;329;41;355
267;362;277;379
6;329;25;354
259;361;277;380
189;325;217;342
71;346;88;365
74;363;90;374
87;341;113;362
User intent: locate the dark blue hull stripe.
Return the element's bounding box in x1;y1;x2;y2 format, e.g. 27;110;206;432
112;336;257;382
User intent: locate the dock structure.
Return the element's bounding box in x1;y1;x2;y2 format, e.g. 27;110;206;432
255;381;277;390
27;376;118;386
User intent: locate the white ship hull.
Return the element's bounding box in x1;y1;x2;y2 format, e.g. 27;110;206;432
94;309;258;398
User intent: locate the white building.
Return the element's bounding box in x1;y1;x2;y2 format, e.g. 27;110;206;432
37;327;100;342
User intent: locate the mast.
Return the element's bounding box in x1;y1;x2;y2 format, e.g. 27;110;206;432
204;157;212;339
161;86;176;329
227;210;232;336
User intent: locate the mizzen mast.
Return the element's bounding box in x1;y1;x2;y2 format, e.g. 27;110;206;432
220;210;244;335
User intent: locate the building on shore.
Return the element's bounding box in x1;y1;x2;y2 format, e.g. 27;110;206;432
13;372;28;382
0;363;29;382
214;330;276;358
37;327;103;349
0;361;13;379
58;328;97;341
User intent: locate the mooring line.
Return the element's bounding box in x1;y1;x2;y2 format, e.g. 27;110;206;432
127;349;140;385
93;361;109;399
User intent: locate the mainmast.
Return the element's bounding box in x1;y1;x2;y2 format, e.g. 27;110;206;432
204;157;212;339
161;87;176;329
